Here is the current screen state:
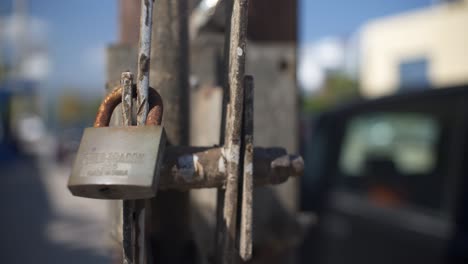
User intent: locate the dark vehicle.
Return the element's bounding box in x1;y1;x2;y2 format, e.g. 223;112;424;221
301;86;468;264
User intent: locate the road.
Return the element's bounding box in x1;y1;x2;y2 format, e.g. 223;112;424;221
0;152;113;264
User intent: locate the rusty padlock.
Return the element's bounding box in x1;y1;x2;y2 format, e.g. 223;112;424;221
68;86;166;199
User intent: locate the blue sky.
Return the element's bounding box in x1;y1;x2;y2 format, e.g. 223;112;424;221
1;0;432;95
29;0;117;95
300;0;431;42
1;0;117;95
298;0;432;93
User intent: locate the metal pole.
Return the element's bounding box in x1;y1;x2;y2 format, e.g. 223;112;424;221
121;71;133;126
133;1;155;263
217;0;250;262
120;72;135;264
136;0;154;125
239;75;254;261
119;0;155;262
151;0;189;145
120;71;148;264
149;0;192;263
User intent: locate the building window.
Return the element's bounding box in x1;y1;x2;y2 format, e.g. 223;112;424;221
399;58;430;90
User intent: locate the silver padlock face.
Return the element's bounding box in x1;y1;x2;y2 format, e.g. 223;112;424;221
68;126;165;199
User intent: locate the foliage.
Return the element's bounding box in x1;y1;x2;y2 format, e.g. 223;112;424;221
57;91;102;127
302;72;360;113
0;63;10;81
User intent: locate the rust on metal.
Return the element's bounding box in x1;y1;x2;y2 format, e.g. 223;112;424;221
94;85;163;127
136;0;154;126
118;71;150;264
138;54;150;81
158;146;303;190
144;0;150;26
218;0;250;262
121;72;135;264
121;71;134;126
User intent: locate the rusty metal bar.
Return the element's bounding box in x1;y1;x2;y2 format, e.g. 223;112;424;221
120;71;148;264
218;0;250;262
239;75;253;261
136;0;153;125
121;71;133;126
157;146;303;190
94;85;163;128
215;0;233;259
123;1;155;261
120;72;135;264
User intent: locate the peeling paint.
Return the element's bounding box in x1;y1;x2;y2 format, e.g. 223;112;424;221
177;154;196;181
225;144;240;164
237;47;243;56
194;154;204;178
144;0;150;26
139;54;150;80
136;0;153;126
271;155;290;169
218;156;226;173
244;162;253;175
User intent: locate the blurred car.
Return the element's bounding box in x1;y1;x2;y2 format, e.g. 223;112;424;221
301;85;468;264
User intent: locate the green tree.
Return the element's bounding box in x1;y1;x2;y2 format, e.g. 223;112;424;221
303;72;360;113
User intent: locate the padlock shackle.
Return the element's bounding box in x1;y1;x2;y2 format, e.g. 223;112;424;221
94;85;163;127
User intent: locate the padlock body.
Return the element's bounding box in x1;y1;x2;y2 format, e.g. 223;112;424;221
68;126;165;199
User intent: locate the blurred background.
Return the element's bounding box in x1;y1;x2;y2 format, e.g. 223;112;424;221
0;0;467;263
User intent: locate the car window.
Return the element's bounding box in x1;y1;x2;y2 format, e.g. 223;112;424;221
337;113;445;214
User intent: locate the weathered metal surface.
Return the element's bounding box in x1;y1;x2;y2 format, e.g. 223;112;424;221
129;3;156;262
217;0;250;262
239;75;253;261
68;126;165;199
121;72;150;264
120;200;147;264
151;0;189;145
120;72;136;264
247;43;299;215
68;82;166;200
94;85;163;128
156;146;302;190
136;0;154;126
149;1;193;263
103;1;304;263
121;72;134;126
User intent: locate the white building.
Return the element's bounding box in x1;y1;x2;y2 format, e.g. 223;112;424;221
360;0;468;98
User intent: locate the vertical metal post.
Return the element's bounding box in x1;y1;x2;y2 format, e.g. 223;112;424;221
119;0;155;263
151;0;189;145
149;0;192;263
239;75;254;261
136;0;154;125
217;0;250;263
121;72;147;264
120;72;134;264
122;72;133;126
